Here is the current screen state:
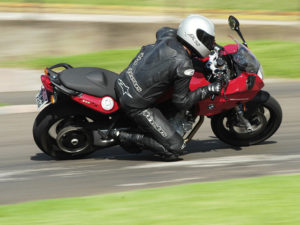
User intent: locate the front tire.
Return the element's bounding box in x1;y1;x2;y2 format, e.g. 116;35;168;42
211;96;282;146
33;103;98;159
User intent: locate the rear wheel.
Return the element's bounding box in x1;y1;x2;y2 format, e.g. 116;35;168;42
33;103;99;159
211;96;282;146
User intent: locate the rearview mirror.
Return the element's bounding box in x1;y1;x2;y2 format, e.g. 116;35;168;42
228;15;240;31
228;15;247;47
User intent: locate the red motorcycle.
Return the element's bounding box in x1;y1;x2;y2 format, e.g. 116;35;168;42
33;16;282;159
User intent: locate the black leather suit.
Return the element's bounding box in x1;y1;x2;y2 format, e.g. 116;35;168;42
114;27;218;158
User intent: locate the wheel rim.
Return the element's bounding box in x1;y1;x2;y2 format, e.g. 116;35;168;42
211;96;282;146
47;115;93;154
224;106;270;139
56;126;91;153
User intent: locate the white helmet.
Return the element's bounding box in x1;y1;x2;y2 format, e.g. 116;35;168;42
177;15;215;58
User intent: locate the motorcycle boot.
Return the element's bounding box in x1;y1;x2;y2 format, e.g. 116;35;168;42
110;130;181;161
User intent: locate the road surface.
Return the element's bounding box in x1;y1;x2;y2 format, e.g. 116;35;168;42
0;81;299;205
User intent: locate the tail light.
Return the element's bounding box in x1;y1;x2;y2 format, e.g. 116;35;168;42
41;74;53;92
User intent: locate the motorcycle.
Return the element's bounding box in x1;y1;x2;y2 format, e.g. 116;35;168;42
33;16;282;159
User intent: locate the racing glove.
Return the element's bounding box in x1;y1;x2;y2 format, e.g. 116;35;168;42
207;81;222;95
172;79;223;110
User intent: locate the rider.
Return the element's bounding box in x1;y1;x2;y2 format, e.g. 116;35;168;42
112;14;222;161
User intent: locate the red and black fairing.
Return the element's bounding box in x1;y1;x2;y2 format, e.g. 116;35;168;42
72;94;119;114
190;71;263;116
190;43;264;116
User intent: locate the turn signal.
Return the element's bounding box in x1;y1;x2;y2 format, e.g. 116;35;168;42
50;95;56;104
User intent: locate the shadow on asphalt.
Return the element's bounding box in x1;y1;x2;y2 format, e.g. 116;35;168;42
30;138;277;162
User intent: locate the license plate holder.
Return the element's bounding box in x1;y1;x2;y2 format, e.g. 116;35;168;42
35;87;49;109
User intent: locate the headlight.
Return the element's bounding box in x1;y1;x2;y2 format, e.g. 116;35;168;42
257;65;264;80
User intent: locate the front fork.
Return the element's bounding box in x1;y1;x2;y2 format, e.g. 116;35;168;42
234;103;254;133
184;103;254;143
234;90;270;133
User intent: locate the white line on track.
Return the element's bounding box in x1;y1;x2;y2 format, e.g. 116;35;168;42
1;154;300;183
117;177;202;187
125;154;300;169
0;167;66;182
271;169;300;174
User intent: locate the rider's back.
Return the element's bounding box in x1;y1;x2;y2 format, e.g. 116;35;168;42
116;27;192;109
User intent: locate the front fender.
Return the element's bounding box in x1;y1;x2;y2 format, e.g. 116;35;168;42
248;90;270;104
245;90;270;115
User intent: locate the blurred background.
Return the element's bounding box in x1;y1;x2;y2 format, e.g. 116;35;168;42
0;0;299;76
0;2;300;222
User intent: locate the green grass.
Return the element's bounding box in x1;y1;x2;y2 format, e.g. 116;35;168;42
0;48;140;74
1;174;300;225
1;41;299;78
248;40;300;78
0;0;299;12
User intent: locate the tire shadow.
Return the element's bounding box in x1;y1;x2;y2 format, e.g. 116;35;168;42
30;137;277;162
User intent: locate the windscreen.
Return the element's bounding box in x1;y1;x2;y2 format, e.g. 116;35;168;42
232;43;261;74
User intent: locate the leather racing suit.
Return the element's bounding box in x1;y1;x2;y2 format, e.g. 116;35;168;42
114;27;220;158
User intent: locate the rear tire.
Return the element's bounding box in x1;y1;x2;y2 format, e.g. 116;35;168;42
211;96;282;146
33;103;99;159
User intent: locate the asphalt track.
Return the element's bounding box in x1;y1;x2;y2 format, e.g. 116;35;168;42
0;81;300;205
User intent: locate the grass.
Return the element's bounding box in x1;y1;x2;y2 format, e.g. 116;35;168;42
248;40;300;78
0;0;299;12
0;174;300;225
1;41;299;78
0;48;140;74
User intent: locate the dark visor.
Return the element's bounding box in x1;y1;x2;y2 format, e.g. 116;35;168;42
196;29;215;51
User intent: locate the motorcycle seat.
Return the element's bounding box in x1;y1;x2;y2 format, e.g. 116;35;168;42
59;67;118;99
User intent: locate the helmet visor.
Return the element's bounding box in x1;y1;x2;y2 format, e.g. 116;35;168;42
196;29;215;51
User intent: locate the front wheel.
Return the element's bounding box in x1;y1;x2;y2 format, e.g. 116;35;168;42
211;96;282;146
